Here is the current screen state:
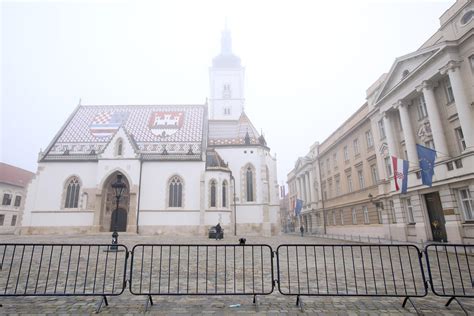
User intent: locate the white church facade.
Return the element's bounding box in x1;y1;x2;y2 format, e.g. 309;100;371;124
21;28;280;236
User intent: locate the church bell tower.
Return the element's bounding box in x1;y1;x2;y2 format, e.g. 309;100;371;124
209;26;245;120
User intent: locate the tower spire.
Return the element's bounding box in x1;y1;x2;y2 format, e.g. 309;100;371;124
221;21;232;54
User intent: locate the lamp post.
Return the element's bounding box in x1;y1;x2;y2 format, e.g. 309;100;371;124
110;173;126;250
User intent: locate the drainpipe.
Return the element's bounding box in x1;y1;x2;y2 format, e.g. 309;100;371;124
230;171;237;236
136;159;143;234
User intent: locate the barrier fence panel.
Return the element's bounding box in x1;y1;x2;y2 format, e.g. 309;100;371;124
0;244;128;312
276;244;427;311
130;244;274;310
425;244;474;314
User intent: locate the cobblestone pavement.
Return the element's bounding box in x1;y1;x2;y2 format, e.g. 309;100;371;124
1;233;473;315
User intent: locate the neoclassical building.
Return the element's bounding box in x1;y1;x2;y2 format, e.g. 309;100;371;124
21;27;280;236
288;0;473;244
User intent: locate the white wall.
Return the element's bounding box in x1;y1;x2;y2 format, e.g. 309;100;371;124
139;211;200;226
140;161;205;211
25;161;97;212
31;211;94;226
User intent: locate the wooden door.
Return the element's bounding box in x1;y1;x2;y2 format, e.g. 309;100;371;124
425;192;447;242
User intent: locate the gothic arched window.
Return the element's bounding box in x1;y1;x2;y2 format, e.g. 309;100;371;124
210;180;217;207
241;164;256;202
64;177;80;208
246;167;254;202
116;138;123;156
222;181;228;208
168;176;183;207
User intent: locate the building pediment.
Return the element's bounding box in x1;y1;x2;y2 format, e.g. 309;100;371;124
375;46;441;103
100;126;139;159
294;156;312;171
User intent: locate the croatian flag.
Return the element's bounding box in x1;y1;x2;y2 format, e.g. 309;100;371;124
392;156;409;194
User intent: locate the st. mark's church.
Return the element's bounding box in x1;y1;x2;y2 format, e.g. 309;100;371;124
21;28;280;236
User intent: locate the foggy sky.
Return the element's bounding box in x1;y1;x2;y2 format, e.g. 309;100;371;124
1;0;452;185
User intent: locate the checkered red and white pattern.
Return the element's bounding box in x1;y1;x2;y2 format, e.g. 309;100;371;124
92;112;112;124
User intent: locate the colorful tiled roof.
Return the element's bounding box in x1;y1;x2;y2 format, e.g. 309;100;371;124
0;163;35;188
42;104;206;161
208;112;266;147
206;149;230;171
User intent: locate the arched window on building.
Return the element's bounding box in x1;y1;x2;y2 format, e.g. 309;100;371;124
210;180;217;207
222;181;228;208
116;138;123;156
64;177;80;208
168;176;183;207
246;166;254;202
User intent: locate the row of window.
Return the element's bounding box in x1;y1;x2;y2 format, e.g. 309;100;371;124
326;203;396;227
209;180;228;208
1;193;22;207
325;187;473;227
62;166;258;209
0;214;17;226
321;130;374;176
322;165;379;200
326;206;371;226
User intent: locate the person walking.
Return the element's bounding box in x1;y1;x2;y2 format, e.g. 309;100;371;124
215;223;222;240
300;225;304;237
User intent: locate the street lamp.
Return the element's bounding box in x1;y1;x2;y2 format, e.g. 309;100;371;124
110;173;126;250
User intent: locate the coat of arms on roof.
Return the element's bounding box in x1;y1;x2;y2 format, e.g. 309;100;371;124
89;111;129;138
148;111;184;137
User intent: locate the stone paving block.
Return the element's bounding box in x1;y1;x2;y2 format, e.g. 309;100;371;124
1;234;474;314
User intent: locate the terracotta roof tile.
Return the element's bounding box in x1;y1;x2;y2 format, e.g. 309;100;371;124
208;112;263;146
0;163;35;188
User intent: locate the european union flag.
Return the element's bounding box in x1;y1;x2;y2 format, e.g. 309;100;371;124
416;144;437;187
294;199;303;216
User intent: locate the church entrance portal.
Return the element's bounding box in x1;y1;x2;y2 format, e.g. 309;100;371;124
101;173;130;232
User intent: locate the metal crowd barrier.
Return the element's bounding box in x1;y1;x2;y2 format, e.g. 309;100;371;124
275;244;427;312
0;244;128;312
425;244;474;314
129;243;274;310
2;241;474;314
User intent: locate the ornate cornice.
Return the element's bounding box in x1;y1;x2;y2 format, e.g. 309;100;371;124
393;99;411;110
439;60;462;75
416;80;437;92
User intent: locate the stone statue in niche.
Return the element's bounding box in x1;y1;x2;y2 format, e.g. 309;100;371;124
379;143;389;158
417;121;432;142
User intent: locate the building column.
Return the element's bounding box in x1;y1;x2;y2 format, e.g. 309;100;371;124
441;60;474;151
383;111;398;157
417;80;449;159
302;175;307;203
305;172;312;203
309;169;315;201
396;100;418;167
297;177;302;200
